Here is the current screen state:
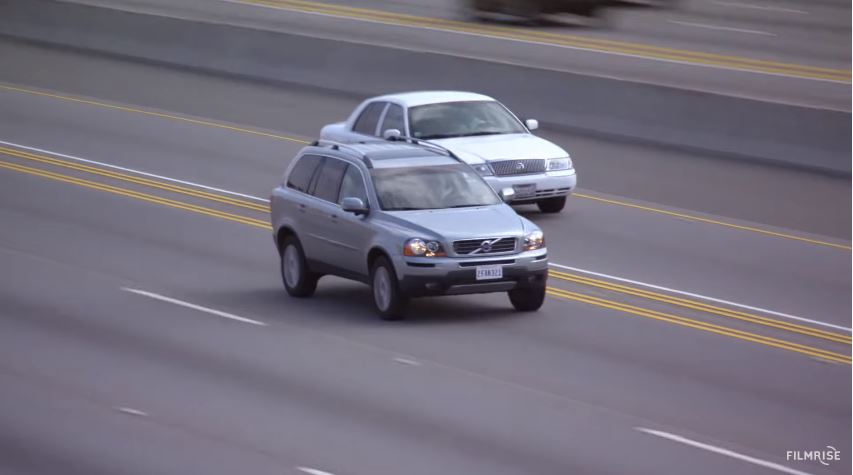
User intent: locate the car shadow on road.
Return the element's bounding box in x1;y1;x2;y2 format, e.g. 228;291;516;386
206;283;522;327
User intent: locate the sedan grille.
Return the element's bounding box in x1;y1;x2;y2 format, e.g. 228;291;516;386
453;237;517;255
490;159;546;176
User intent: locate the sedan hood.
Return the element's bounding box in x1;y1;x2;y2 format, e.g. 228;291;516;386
388;204;527;241
433;133;568;164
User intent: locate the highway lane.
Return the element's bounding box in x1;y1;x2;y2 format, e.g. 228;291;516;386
0;40;849;322
0;43;850;473
60;0;851;111
0;130;849;475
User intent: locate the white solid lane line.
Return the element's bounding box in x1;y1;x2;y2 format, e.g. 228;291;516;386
636;428;814;475
0;139;268;203
711;1;807;14
115;407;149;417
550;263;852;333
122;288;268;326
4;139;844;333
668;20;776;36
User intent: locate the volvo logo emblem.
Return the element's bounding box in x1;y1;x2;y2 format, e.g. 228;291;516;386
515;162;525;170
479;240;493;252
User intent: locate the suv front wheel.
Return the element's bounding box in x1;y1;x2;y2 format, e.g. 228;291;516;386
508;284;546;312
280;236;318;297
371;256;409;320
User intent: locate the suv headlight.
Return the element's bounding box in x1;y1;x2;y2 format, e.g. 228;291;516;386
546;157;572;171
524;231;545;251
471;163;493;177
404;238;446;257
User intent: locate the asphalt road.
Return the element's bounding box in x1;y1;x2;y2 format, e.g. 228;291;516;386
66;0;852;110
0;41;850;474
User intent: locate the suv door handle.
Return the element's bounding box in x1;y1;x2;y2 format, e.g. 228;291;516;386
330;214;339;220
298;204;306;213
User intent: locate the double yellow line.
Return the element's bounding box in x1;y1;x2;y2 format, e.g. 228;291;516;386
240;0;851;82
0;158;271;230
1;147;848;364
549;269;851;345
547;287;851;365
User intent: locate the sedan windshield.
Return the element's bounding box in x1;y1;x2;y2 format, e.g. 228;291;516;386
408;101;527;140
371;164;501;211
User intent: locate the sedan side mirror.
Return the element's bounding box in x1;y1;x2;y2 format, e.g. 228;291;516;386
499;187;516;203
524;119;539;131
341;197;369;215
383;129;402;140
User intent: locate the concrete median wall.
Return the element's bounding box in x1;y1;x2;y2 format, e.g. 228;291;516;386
1;0;849;174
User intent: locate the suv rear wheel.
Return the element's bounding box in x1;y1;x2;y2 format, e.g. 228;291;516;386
537;196;566;213
280;236;318;297
371;256;409;320
508;285;546;312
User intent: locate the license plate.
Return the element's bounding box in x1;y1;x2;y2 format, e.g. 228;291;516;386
513;184;536;199
475;265;503;281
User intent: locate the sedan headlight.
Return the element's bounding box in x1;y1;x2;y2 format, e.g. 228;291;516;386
404;238;446;257
524;230;545;251
546;157;572;171
471;163;493;177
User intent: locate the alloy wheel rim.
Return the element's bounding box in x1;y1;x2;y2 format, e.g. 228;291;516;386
284;245;300;288
374;267;391;311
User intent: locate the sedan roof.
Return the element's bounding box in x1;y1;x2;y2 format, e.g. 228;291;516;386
370;91;495;108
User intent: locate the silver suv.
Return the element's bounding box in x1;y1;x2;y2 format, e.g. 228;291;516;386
270;139;549;320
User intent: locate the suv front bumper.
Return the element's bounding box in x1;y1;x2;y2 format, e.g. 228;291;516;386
396;249;549;297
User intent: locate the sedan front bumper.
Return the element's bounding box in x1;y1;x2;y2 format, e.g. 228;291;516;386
483;169;577;203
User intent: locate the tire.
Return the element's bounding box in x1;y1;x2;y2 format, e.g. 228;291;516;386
508;285;546;312
370;256;409;320
536;196;566;213
537;196;567;213
280;236;318;298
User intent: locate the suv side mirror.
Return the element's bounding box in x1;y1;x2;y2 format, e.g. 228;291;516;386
383;129;402;140
341;197;369;215
525;119;539;131
499;187;516;203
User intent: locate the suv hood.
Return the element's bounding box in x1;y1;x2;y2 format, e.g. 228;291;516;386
387;204;528;241
433;133;567;164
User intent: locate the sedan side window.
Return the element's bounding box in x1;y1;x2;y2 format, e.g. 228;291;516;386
312;157;349;203
380;103;405;136
352;102;387;136
286;154;322;193
338;165;368;205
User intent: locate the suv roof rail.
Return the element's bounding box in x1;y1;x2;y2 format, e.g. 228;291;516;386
386;135;463;162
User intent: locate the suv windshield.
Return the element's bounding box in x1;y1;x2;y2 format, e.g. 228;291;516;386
409;101;526;140
371;164;501;211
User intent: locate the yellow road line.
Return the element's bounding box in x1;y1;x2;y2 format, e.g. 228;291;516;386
0;147;270;213
0;160;272;230
4;156;845;364
241;0;850;82
549;270;851;344
573;192;851;251
546;287;851;364
3;83;848;251
0;84;310;144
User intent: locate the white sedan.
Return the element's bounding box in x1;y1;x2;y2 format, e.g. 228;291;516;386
320;91;577;213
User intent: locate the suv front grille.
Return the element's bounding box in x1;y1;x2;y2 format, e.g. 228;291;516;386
453;237;517;255
490;159;546;176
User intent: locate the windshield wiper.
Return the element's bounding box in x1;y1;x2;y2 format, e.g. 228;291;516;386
458;131;504;137
384;206;426;211
447;204;489;208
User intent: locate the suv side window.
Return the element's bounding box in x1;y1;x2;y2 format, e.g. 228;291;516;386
312;157;349;203
338;164;368;205
352;102;387;136
286;154;322;193
380;103;405;136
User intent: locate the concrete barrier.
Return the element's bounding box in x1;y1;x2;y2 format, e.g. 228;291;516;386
1;0;849;174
